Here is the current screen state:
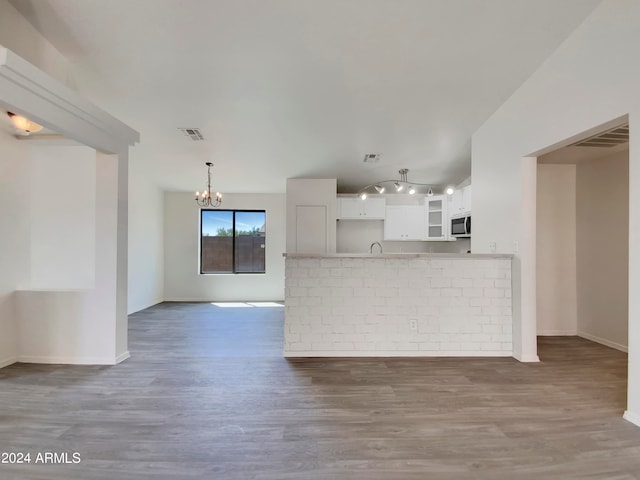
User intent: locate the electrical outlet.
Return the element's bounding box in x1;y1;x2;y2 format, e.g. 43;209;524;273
489;241;497;253
513;241;519;253
409;319;418;331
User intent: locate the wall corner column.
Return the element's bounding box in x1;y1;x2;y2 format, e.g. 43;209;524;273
514;156;540;362
625;117;640;424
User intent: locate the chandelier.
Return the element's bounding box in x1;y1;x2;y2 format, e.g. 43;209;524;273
357;168;451;200
195;162;222;207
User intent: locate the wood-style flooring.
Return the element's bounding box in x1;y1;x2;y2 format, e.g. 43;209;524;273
1;302;639;479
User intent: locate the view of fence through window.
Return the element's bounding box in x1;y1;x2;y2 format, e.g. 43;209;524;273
200;210;266;274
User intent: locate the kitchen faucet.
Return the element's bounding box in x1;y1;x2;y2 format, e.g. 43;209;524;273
369;242;383;254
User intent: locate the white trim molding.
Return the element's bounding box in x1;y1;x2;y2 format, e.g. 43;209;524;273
18;355;127;365
0;46;139;154
115;351;131;364
512;352;540;363
285;351;513;358
579;331;628;353
0;356;17;369
537;330;579;336
623;410;640;428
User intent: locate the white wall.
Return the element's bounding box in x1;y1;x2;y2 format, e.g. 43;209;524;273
0;129;29;366
164;192;286;301
28;145;96;289
0;0;69;85
536;164;577;335
0;144;128;365
471;0;640;422
0;2;75;363
0;19;137;365
128;159;164;313
576;149;628;350
16;152;128;364
286;179;336;254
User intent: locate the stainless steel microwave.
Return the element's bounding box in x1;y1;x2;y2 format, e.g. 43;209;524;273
451;213;471;238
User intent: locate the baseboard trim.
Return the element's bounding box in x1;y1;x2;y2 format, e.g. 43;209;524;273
537;330;578;336
284;350;513;358
512;352;540;363
18;355;123;365
164;298;285;303
623;410;640;428
128;300;163;315
578;331;628;353
0;356;17;369
115;351;130;364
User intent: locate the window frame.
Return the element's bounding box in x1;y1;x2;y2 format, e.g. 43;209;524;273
199;209;266;275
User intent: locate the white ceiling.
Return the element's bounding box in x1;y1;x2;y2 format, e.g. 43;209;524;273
10;0;601;194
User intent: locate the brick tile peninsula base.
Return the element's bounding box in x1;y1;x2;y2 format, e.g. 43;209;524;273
283;253;513;357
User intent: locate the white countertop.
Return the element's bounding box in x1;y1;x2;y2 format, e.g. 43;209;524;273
283;252;512;259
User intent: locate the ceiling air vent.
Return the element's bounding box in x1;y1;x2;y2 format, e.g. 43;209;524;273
572;124;629;148
178;128;205;141
363;153;380;163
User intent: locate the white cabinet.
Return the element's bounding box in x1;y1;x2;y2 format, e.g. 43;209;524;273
425;195;448;240
384;205;426;240
337;197;386;220
448;185;472;215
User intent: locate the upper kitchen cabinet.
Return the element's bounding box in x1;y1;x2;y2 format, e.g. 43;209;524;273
448;185;472;215
425;195;448;240
384;205;426;241
337;196;386;220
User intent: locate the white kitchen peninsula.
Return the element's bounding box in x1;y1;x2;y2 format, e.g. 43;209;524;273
283;253;512;357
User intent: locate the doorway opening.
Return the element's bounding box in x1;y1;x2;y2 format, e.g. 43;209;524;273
535;123;629;356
